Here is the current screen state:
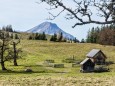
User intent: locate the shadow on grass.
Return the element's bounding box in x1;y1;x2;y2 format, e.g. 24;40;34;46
0;70;56;75
0;66;62;75
105;61;115;65
24;64;43;67
9;64;43;67
0;69;69;75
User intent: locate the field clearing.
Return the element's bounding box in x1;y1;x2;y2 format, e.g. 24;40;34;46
0;40;115;86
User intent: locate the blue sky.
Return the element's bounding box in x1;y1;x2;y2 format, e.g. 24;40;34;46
0;0;100;40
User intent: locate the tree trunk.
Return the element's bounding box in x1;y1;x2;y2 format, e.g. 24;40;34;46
1;40;7;70
13;42;18;66
1;61;7;70
14;59;18;66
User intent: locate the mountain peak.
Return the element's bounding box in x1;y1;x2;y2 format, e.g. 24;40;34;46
42;21;51;25
42;21;57;28
43;21;55;25
27;22;75;39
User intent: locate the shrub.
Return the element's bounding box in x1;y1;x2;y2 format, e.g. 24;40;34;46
25;68;33;72
94;65;109;72
105;61;114;66
53;64;64;68
43;59;54;67
45;59;54;63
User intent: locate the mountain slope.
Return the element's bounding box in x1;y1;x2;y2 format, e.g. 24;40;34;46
27;22;75;39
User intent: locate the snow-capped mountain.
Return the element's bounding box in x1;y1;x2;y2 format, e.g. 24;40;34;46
26;22;75;39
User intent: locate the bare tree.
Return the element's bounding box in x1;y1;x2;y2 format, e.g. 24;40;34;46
0;31;12;70
40;0;115;27
11;39;21;66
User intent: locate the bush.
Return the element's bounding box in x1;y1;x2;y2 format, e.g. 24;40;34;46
43;62;53;67
105;61;114;65
94;65;109;72
45;59;54;63
25;68;33;72
43;59;54;67
53;64;64;68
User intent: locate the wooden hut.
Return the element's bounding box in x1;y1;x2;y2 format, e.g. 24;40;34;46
86;49;107;65
80;49;107;72
80;58;95;72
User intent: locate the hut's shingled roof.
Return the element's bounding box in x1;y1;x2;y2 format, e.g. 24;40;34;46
80;58;90;65
86;49;101;58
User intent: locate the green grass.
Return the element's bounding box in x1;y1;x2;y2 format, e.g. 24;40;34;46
0;40;115;85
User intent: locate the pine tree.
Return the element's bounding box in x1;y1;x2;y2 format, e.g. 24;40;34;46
35;33;39;40
2;26;6;31
6;25;13;32
81;39;85;43
42;32;47;40
50;35;54;41
38;34;42;40
86;30;91;43
73;37;78;43
53;33;57;41
29;35;32;40
50;33;57;42
57;32;63;42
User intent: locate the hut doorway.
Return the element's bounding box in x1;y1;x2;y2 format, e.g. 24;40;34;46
80;58;95;72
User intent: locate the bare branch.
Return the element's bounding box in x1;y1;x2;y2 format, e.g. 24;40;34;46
41;0;115;27
47;9;65;20
73;20;114;28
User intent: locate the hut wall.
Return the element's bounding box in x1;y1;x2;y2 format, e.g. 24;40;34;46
82;59;95;71
93;52;106;65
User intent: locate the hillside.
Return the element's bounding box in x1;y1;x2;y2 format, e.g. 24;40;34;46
1;40;115;85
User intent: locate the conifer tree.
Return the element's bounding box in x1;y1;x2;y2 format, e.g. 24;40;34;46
53;33;57;41
29;35;32;40
57;32;63;42
81;39;85;43
50;35;54;41
50;33;57;42
35;33;39;40
42;32;47;40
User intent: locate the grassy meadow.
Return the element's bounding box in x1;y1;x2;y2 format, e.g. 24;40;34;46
0;40;115;86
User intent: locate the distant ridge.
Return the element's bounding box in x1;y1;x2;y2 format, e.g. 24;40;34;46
26;22;75;39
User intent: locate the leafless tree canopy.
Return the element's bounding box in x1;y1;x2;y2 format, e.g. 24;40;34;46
40;0;115;28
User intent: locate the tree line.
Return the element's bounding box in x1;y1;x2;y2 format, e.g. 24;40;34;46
29;32;78;43
29;32;47;40
0;25;20;39
86;24;115;45
50;32;66;42
2;25;13;32
50;32;78;43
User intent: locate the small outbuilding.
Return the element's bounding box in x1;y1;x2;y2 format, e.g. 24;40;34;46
80;49;107;72
86;49;107;65
80;58;95;72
